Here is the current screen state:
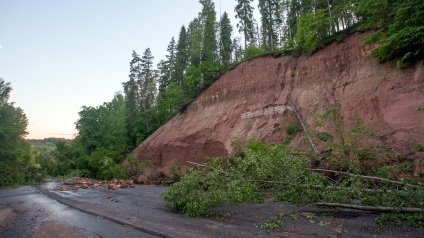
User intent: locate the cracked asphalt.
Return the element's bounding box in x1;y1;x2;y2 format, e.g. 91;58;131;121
1;181;423;237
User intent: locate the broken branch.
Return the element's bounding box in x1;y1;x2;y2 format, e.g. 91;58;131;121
315;202;424;213
307;168;424;189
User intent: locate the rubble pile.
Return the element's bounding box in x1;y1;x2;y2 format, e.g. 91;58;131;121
55;177;135;191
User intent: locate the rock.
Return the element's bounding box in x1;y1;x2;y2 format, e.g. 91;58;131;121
108;184;117;190
120;181;129;189
136;175;148;184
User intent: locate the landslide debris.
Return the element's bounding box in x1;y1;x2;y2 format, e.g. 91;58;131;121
54;177;135;191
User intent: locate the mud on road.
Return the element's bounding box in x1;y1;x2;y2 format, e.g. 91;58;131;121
1;180;423;237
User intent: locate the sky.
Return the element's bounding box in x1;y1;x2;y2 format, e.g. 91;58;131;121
0;0;259;139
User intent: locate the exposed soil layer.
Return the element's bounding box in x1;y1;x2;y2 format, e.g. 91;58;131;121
132;32;424;174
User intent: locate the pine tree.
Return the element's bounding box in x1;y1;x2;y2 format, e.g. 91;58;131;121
286;0;301;39
219;12;233;68
235;0;256;49
141;48;155;110
200;0;217;63
173;26;189;85
122;78;139;147
129;50;143;110
124;51;142;147
158;37;177;99
232;38;243;63
187;18;203;66
165;37;176;81
157;60;168;100
258;0;281;52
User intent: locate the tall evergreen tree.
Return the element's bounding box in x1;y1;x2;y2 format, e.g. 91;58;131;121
165;37;176;81
123;78;139;147
200;0;217;63
219;12;233;68
129;50;143;110
235;0;256;49
286;0;301;39
140;48;155;110
157;60;168;100
232;38;243;62
124;51;142;147
258;0;281;51
187;18;203;66
173;26;189;85
158;37;177;99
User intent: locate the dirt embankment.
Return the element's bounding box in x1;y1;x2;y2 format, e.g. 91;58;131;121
132;32;424;174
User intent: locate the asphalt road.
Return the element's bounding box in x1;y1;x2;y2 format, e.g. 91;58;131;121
1;181;423;238
0;185;156;238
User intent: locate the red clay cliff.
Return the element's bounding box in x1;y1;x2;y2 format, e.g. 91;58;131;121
132;32;424;174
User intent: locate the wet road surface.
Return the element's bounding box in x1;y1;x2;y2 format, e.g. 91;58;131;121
1;182;423;237
0;185;155;237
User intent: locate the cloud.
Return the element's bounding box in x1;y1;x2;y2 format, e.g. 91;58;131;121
0;45;2;49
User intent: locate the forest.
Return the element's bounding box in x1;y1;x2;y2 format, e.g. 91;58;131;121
1;0;423;186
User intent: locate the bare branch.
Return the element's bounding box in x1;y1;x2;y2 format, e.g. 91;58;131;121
316;202;424;213
307;168;424;189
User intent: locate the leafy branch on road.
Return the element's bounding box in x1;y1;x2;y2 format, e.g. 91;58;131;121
162;133;424;227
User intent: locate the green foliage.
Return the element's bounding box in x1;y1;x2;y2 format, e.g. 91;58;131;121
316;132;332;142
258;0;281;52
313;108;380;173
294;9;330;54
285;123;301;136
219;12;233;67
0;79;42;187
417;102;424;111
53;139;84;176
244;45;267;59
376;212;424;228
162;140;326;216
355;0;391;29
415;145;424;153
87;148;120;180
234;0;255;49
363;0;424;68
30;138;67;177
123;155;151;179
255;211;286;234
169;160;182;181
161;168;224;216
162;135;424;227
283;122;302;144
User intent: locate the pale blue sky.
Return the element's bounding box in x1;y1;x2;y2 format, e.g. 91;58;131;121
0;0;259;139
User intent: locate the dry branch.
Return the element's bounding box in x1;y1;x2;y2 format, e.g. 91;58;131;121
288;95;318;155
186;161;206;167
315;202;424;213
307;168;424;189
246;179;289;184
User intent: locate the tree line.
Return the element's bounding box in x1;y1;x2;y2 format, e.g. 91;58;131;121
1;0;422;185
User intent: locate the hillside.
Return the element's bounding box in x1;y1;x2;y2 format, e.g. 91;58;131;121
132;32;424;175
